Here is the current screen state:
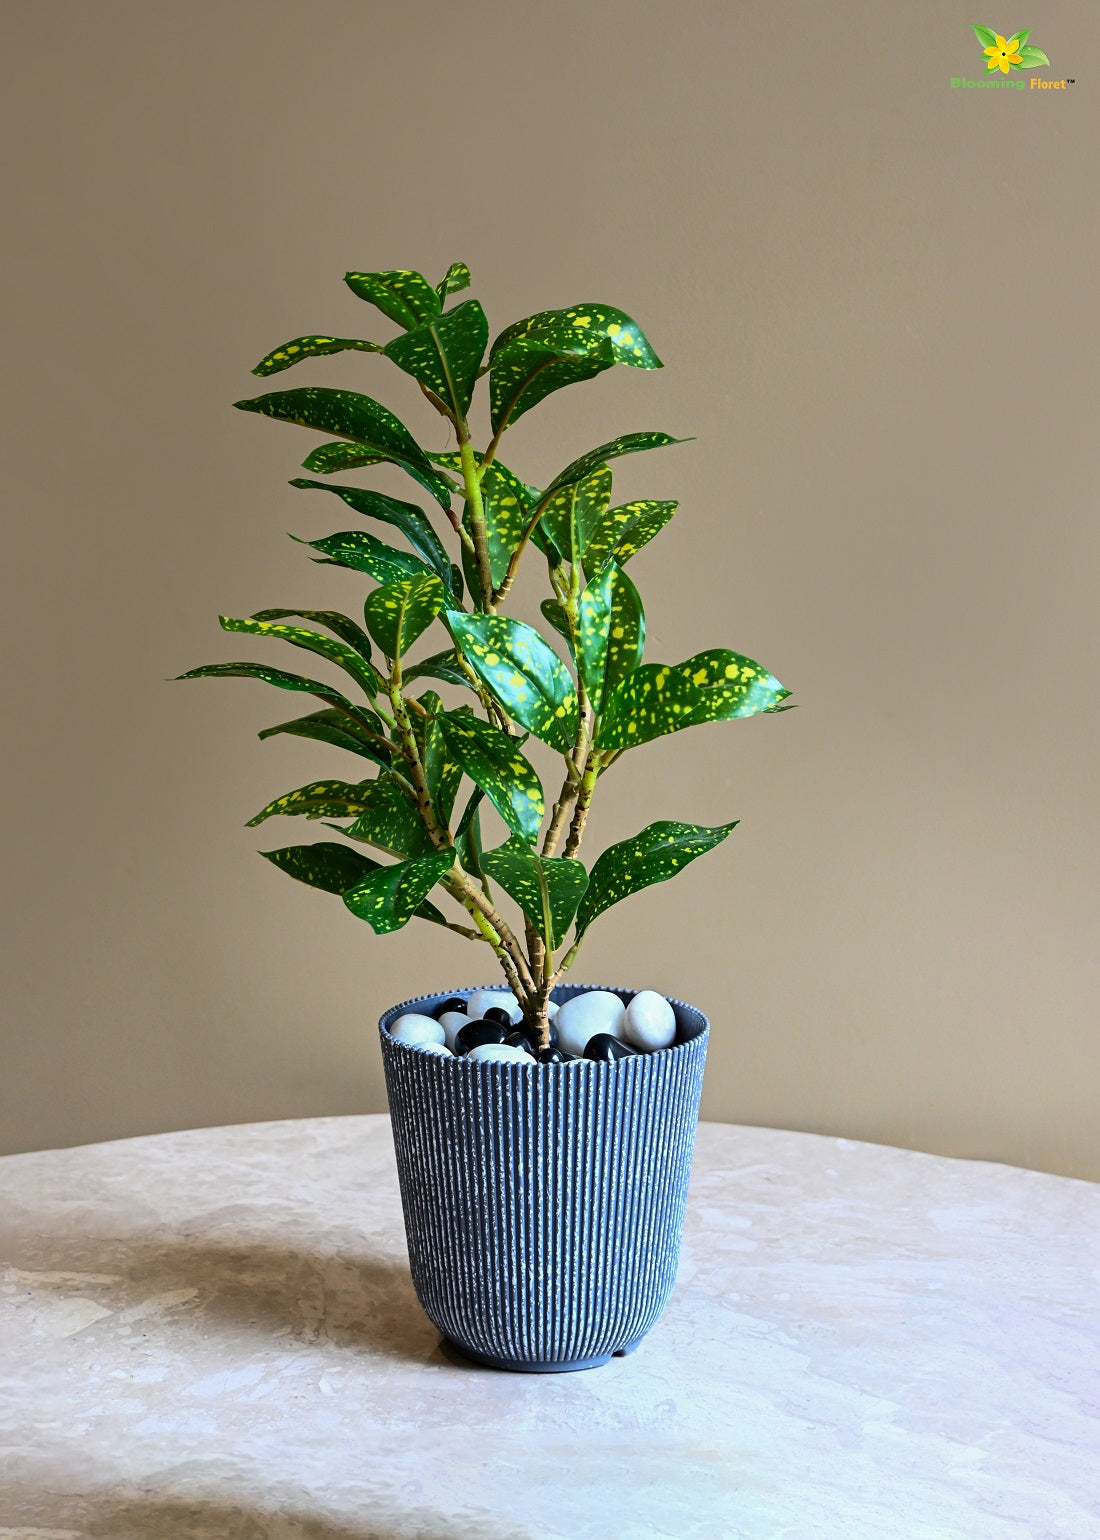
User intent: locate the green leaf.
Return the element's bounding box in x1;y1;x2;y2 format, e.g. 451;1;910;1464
363;573;445;659
434;452;559;569
1016;45;1049;67
252;335;383;377
257;708;390;767
488;303;661;433
437;261;472;303
175;661;375;727
548;431;689;494
343;774;436;858
424;717;463;827
540;599;573;651
219;615;377;697
437;711;544;844
343;268;441;329
299;442;390;475
1009;29;1030;47
583;499;678;577
401;649;474;690
246;778;377;827
290;478;453;585
971;24;997;47
342;849;456;935
594;663;704;750
481;838;588;948
234;387;452;509
260;841;450;927
488;330;615;435
383;300;488;420
674;649;790;723
539;466;612;566
575;820;738;937
454;797;485;882
576;562;645;714
447;613;579;751
302;530;434;587
249;607;374;662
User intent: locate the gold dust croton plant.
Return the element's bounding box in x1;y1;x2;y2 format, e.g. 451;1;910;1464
180;264;793;1048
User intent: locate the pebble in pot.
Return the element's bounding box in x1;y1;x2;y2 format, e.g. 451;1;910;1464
584;1033;638;1063
537;1046;573;1064
416;1041;453;1057
467;1042;535;1064
437;1010;470;1051
389;1013;446;1048
555;991;627;1057
433;997;467;1020
624;990;678;1052
455;1020;510;1055
466;989;524;1025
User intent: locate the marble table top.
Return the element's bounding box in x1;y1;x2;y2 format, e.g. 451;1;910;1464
1;1116;1098;1540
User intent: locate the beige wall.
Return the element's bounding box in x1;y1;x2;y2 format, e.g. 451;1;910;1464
4;2;1098;1177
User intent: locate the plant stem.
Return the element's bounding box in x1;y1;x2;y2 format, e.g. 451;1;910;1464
563;755;599;860
458;435;495;613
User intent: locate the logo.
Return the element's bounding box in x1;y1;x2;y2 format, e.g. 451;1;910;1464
971;25;1049;73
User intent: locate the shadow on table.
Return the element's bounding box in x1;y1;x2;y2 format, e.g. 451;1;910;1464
4;1490;521;1539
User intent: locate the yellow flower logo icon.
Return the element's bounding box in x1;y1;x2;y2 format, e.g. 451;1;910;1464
971;25;1051;72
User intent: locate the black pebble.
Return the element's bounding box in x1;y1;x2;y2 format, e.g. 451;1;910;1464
455;1020;510;1055
537;1047;573;1064
583;1034;637;1063
504;1028;536;1051
434;997;467;1019
483;1007;514;1027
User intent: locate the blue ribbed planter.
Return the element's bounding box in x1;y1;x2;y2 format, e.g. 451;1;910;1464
379;982;708;1373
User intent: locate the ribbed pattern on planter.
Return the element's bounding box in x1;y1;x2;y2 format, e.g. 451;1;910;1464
379;984;708;1371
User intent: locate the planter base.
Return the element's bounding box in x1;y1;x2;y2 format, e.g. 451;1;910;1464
442;1336;644;1374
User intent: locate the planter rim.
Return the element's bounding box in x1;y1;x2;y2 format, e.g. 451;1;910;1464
379;981;709;1065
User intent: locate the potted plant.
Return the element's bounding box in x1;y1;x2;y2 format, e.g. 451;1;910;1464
180;262;791;1372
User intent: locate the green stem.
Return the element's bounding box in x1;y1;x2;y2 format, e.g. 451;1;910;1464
458;436;495;613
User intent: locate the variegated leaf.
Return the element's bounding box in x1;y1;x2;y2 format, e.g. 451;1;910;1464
363;573;445;659
246;778;377;827
290;478;453;585
383;300;488;420
583;499;678;577
674;649;790;723
342;848;456;935
260;842;450;926
302;530;434;587
548;431;689;495
447;613;578;751
594;663;704;750
257;708;390;768
234;387;451;509
219;615;377;697
249;608;373;662
539;465;612;566
574;820;738;937
401;649;473;690
576;562;645;714
424;717;463;828
342;774;436;858
488;330;615;434
540;599;573;652
436;261;471;303
252;335;382;377
175;663;376;735
437;711;544;844
480;837;588;949
343;268;441;328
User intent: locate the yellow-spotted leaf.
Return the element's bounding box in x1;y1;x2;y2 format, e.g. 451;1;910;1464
436;261;471;303
258;708;391;768
493;303;663;371
219;615;378;697
249;608;374;663
174;663;379;738
548;432;689;495
433;451;559;569
583;499;678;577
437;711;544;844
540;599;573;653
246;778;377;827
290;477;453;586
447;614;578;751
260;842;451;927
302;530;435;588
343;268;441;328
234;387;451;509
539;466;612;567
300;442;388;475
424;717;463;828
342;849;456;935
364;573;445;660
594;663;704;751
401;649;473;690
576;562;645;714
252;335;383;377
342;774;436;858
674;649;790;723
383;300;488;420
574;820;738;938
480;837;588;949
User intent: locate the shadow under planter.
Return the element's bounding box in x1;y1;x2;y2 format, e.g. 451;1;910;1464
379;983;708;1373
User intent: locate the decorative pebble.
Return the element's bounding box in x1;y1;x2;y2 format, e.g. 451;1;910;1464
416;1041;453;1057
467;1043;535;1064
624;990;677;1052
483;1007;513;1028
455;1020;510;1055
546;1000;560;1019
437;1010;470;1051
555;992;627;1057
433;997;467;1019
504;1028;536;1052
465;989;522;1024
583;1033;638;1063
389;1013;446;1047
537;1047;573;1064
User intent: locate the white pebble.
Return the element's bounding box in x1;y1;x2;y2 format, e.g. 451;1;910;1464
546;1000;560;1019
555;992;627;1057
416;1040;454;1057
467;1043;534;1064
437;1010;469;1050
624;990;677;1052
466;989;523;1024
389;1013;445;1047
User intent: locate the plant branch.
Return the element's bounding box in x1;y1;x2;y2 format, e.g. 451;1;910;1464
457;434;495;613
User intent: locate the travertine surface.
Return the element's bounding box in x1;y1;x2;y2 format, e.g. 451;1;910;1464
1;1116;1097;1539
